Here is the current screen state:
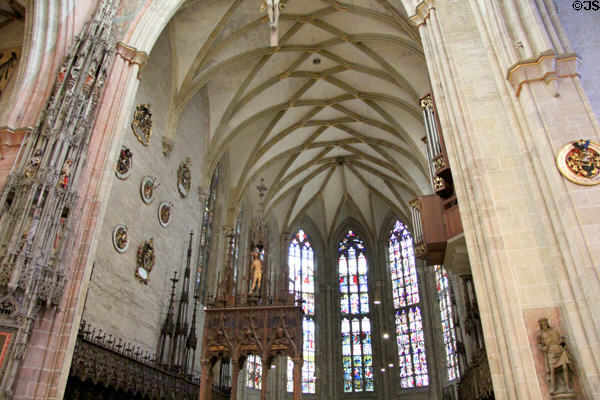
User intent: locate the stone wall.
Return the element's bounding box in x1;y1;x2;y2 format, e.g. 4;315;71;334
556;0;600;118
82;24;210;368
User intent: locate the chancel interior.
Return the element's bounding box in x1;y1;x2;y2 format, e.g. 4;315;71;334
0;1;599;399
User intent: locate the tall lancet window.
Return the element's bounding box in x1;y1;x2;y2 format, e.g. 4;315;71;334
435;265;460;381
287;229;316;393
388;220;429;388
339;230;374;393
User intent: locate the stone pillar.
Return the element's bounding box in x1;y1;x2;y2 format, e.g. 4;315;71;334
292;356;303;400
401;0;600;398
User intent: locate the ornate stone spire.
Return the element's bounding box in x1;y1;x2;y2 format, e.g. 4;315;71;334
0;0;120;394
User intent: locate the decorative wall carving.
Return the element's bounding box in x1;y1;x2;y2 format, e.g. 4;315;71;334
113;225;129;253
158;202;172;227
140;175;158;204
116;146;133;179
556;140;600;185
162;137;174;157
116;42;148;79
0;0;119;394
136;239;155;284
131;104;153;146
177;157;192;198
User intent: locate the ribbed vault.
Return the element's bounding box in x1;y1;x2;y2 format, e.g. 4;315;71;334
0;0;24;30
167;0;432;239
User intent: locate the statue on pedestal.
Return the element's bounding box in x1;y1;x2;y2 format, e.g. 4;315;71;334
248;250;263;295
537;318;576;398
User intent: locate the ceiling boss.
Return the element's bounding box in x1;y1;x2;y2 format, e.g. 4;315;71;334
260;0;284;46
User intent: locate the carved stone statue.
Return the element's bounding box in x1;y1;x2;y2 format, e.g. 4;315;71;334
58;159;74;188
24;149;43;179
537;318;575;397
260;0;284;46
177;157;192;198
248;250;263;295
266;0;280;31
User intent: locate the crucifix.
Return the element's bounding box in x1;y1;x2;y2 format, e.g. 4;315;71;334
261;0;283;46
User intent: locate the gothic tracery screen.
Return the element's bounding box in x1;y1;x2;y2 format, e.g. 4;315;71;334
388;220;429;388
287;229;316;393
339;230;374;393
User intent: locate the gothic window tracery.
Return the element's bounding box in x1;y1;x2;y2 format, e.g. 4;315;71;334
388;220;429;388
287;229;316;394
246;355;262;389
339;230;374;393
435;265;460;381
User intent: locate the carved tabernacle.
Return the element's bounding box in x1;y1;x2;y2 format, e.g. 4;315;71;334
199;306;303;400
199;178;303;400
0;0;119;394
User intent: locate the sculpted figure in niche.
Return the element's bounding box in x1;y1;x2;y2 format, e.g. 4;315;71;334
537;318;575;396
58;159;73;189
24;149;43;179
248;249;263;295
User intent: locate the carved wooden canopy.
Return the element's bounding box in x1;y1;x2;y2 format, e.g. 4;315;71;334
201;305;302;366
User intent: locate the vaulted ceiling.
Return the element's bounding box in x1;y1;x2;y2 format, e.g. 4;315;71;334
0;0;24;30
168;0;432;240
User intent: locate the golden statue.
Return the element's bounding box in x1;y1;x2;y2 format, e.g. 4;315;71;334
248;250;263;295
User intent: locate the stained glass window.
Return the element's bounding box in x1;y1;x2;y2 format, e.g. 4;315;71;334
287;230;316;394
435;265;460;381
246;355;262;390
388;220;429;388
196;168;219;302
339;230;374;393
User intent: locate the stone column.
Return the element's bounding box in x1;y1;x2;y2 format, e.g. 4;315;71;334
401;0;600;398
292;356;303;400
